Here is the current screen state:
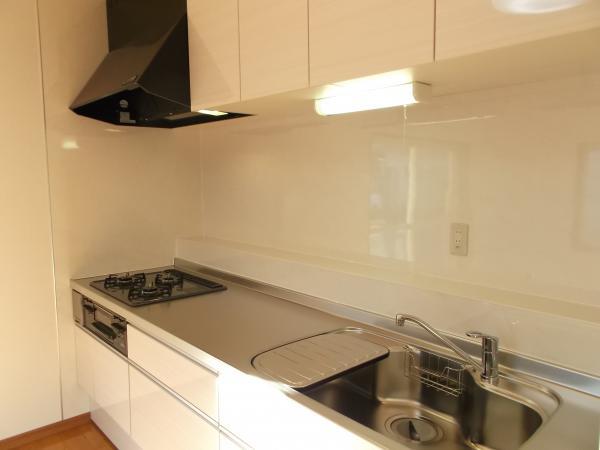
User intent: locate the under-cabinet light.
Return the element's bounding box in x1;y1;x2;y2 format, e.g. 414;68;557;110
492;0;586;14
197;109;229;116
61;138;79;150
314;82;430;116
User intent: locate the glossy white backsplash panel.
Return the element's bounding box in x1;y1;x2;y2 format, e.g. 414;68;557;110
198;73;600;314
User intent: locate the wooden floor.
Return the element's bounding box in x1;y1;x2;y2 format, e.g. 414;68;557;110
4;421;115;450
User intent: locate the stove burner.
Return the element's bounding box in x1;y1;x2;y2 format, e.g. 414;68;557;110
128;287;141;301
141;285;159;297
104;274;119;289
117;274;133;287
104;272;146;289
128;283;171;301
92;268;226;307
155;271;182;288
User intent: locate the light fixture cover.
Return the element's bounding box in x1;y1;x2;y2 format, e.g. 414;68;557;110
197;109;229;116
492;0;587;14
315;82;431;116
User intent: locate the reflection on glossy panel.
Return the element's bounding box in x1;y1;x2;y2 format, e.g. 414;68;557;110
369;135;464;264
576;145;600;250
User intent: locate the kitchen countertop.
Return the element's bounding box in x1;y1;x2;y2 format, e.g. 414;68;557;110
71;263;600;450
73;267;368;375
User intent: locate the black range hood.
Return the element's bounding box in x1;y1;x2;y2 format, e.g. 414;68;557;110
70;0;249;128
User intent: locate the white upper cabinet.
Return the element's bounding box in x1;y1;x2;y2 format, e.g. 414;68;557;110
308;0;435;86
187;0;240;109
436;0;600;60
239;0;309;100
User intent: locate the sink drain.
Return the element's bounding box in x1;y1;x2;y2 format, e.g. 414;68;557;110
385;416;442;444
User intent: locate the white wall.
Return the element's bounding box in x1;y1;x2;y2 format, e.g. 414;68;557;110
37;0;205;420
197;73;600;343
0;0;62;439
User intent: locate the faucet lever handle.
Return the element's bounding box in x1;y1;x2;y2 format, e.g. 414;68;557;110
466;331;498;343
466;330;482;339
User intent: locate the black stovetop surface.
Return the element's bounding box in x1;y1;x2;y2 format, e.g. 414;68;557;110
90;268;226;307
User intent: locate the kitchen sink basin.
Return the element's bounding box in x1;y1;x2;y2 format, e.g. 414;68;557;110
302;332;559;450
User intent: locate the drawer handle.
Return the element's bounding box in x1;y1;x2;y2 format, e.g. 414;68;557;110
93;321;117;340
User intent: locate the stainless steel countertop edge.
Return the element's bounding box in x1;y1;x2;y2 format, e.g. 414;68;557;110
174;257;600;398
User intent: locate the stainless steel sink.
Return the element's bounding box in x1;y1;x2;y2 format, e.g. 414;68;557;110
301;331;559;450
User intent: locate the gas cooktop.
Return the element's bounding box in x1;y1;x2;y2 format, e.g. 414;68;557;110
90;268;226;307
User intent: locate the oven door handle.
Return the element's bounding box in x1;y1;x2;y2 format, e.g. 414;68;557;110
92;321;117;340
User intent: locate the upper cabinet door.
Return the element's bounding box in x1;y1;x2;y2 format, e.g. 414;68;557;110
436;0;600;60
188;0;240;109
239;0;309;100
309;0;434;86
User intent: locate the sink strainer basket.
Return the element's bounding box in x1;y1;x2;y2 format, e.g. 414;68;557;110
404;345;465;397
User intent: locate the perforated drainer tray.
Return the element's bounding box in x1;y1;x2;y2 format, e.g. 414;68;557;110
252;332;389;389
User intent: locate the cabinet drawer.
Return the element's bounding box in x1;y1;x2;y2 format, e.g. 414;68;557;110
93;336;130;434
130;367;219;450
75;326;130;444
127;325;218;420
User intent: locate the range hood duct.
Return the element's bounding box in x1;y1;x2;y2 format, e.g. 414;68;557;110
70;0;248;128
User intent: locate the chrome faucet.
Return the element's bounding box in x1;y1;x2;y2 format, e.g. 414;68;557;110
395;314;499;384
466;331;499;383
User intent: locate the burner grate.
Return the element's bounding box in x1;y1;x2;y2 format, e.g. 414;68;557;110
91;268;226;307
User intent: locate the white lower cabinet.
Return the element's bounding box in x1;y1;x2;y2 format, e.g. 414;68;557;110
74;327;131;448
76;324;368;450
219;371;378;450
93;337;130;434
127;325;218;420
74;326;94;397
130;366;219;450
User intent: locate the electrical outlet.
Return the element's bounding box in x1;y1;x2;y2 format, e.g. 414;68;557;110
450;223;469;256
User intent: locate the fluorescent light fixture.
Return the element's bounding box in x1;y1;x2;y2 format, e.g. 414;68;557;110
197;109;229;116
315;82;430;116
492;0;587;14
61;138;79;150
